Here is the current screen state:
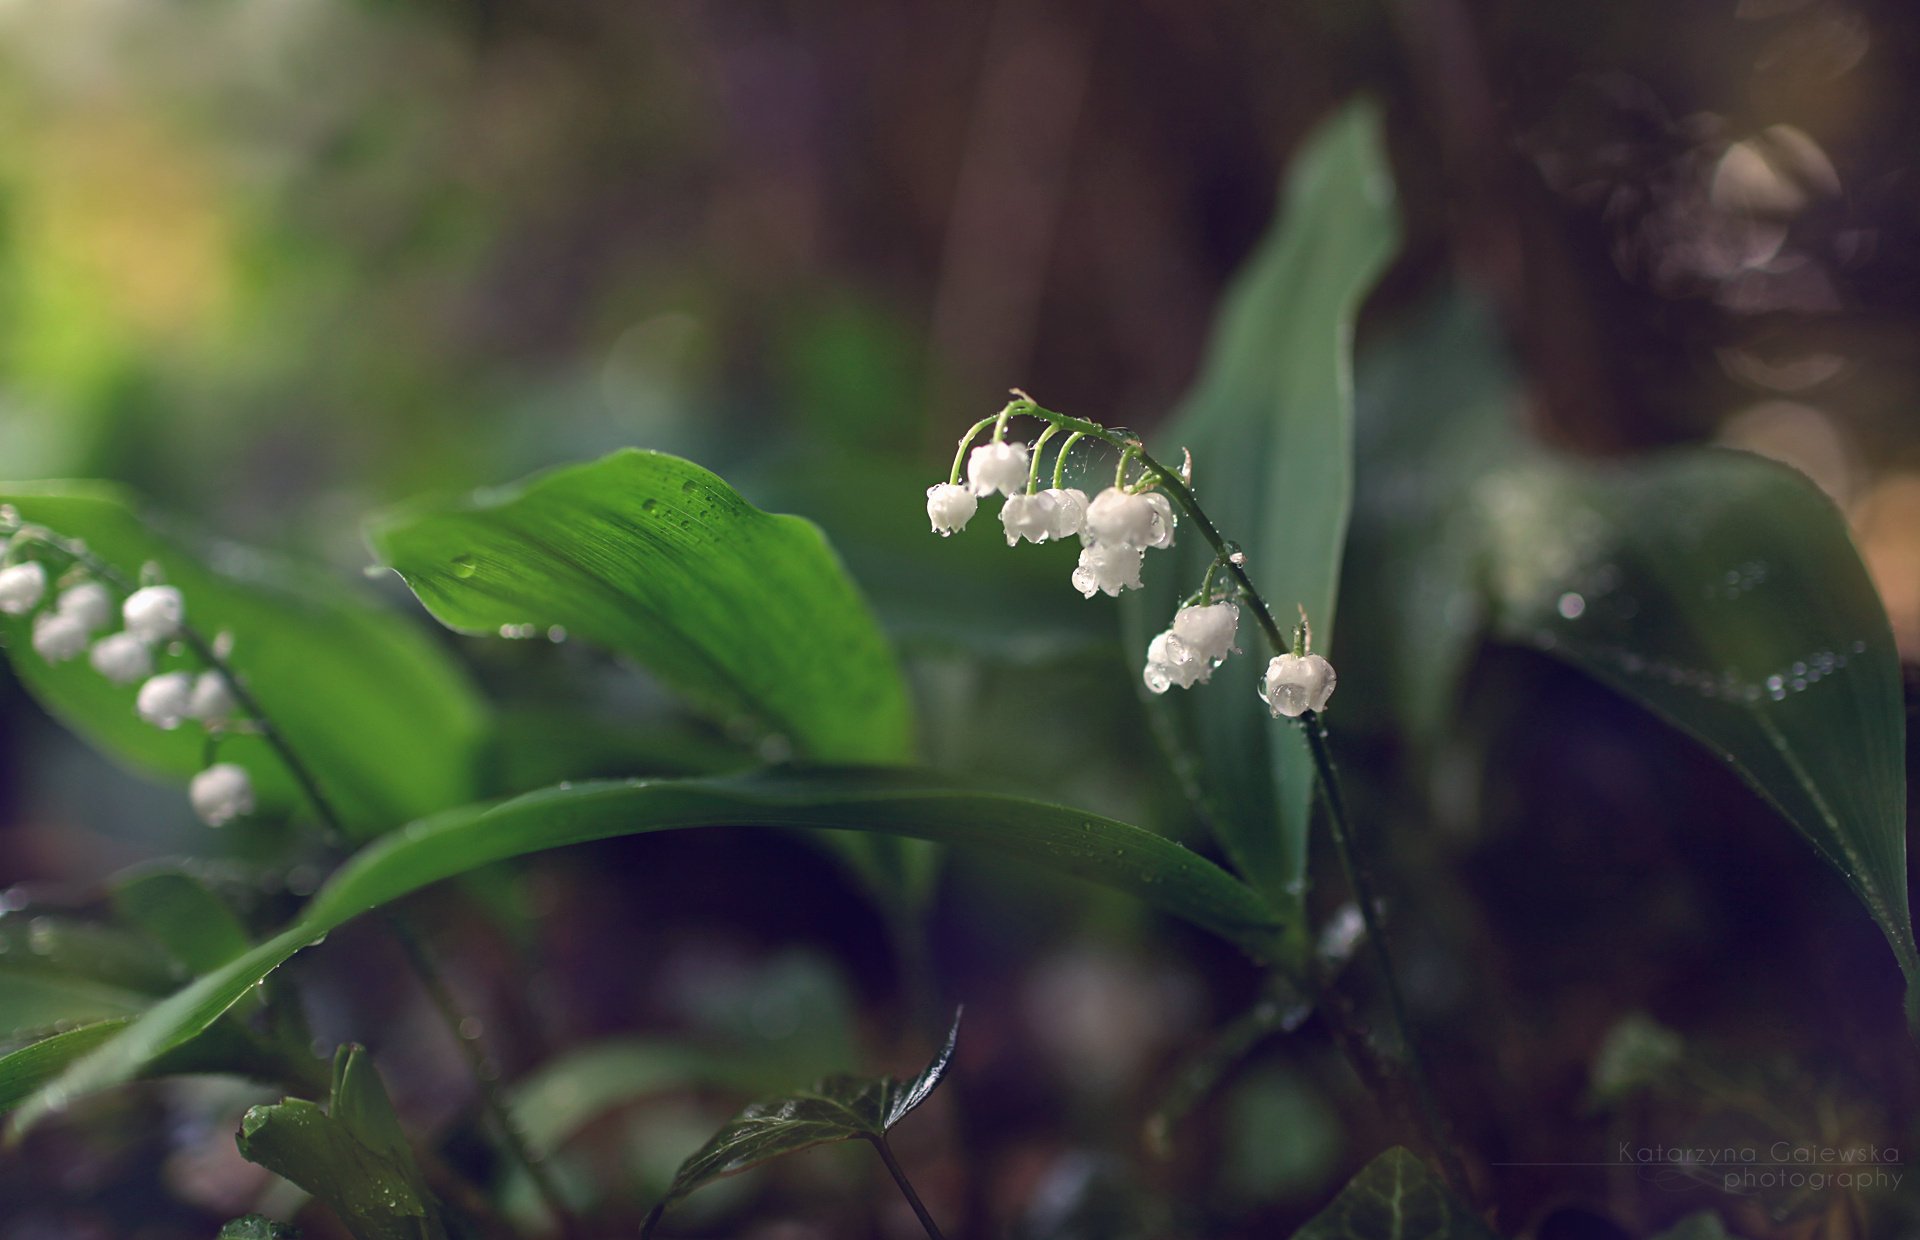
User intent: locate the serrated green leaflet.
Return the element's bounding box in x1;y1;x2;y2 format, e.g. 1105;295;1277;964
641;1011;961;1237
1126;100;1400;933
11;768;1280;1135
365;448;912;766
1294;1147;1496;1239
0;483;487;837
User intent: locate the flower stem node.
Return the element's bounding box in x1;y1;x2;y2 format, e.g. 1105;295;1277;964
32;611;89;663
1086;487;1168;550
925;484;977;536
999;491;1060;545
1040;488;1089;541
967;441;1031;498
188;671;238;726
0;562;46;615
57;581;114;632
91;631;154;685
190;763;255;828
1072;542;1145;598
1260;653;1337;718
122;586;185;643
136;671;197;730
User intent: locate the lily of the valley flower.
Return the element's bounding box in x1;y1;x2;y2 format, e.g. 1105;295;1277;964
123;586;185;643
1086;487;1168;550
926;483;977;536
1041;487;1089;541
57;581;114;632
967;441;1031;498
1071;542;1144;598
1142;601;1241;694
1000;492;1059;545
136;671;197;730
0;562;46;616
1260;652;1337;718
32;611;89;663
190;763;255;827
188;671;238;726
91;631;154;685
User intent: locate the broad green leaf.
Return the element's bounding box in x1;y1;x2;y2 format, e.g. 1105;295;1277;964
1294;1147;1495;1240
236;1045;448;1240
365;448;912;765
0;483;487;836
13;768;1280;1134
218;1217;301;1240
1127;100;1401;930
1481;452;1917;1006
112;867;251;975
0;914;181;993
641;1010;961;1236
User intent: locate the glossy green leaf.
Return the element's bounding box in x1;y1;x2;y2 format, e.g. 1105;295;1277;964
1481;451;1917;1005
1127;100;1401;928
112;867;251;975
0;1020;129;1114
1293;1147;1496;1240
365;448;912;766
0;1016;326;1118
236;1044;448;1240
0;970;148;1038
0;483;487;837
218;1217;301;1240
12;768;1279;1135
641;1010;960;1236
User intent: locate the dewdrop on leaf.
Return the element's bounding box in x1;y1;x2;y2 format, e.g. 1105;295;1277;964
926;484;977;536
136;672;196;730
190;763;255;828
122;586;185;643
0;562;46;615
1000;491;1059;545
966;441;1030;498
91;632;154;685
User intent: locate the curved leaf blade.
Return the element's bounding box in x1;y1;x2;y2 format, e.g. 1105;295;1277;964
12;769;1280;1134
1482;451;1917;1000
366;449;913;765
0;483;487;836
1128;100;1401;922
1294;1147;1496;1240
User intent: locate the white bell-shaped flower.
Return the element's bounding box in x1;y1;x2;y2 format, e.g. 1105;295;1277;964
187;671;238;726
1172;601;1239;665
966;441;1031;498
190;763;255;827
1041;488;1089;541
926;483;977;536
999;492;1059;545
1259;653;1337;718
0;562;46;615
1143;493;1176;549
1085;487;1160;550
1071;542;1144;598
91;631;154;685
32;611;89;663
136;671;196;730
1142;630;1208;694
58;581;114;632
123;586;185;643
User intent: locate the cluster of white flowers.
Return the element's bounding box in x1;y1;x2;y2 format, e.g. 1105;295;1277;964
1142;600;1240;693
0;529;254;827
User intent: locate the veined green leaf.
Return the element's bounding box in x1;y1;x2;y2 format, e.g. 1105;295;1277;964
11;768;1280;1135
641;1011;961;1237
365;448;912;766
0;483;487;836
1127;100;1401;932
1294;1147;1495;1239
0;1020;129;1114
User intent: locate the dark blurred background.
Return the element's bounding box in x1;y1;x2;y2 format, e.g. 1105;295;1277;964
4;1;1920;1237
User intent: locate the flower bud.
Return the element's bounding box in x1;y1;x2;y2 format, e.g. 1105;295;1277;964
190;763;255;827
187;671;238;726
999;492;1059;545
1041;488;1089;541
1071;542;1145;598
966;441;1031;498
32;611;89;663
1086;487;1161;550
0;562;46;615
1172;602;1238;665
926;483;977;536
136;671;196;730
91;631;154;685
122;586;185;643
57;581;114;632
1259;653;1336;718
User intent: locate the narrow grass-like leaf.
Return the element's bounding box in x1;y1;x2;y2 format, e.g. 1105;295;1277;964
1127;100;1401;929
0;971;148;1038
0;1020;129;1114
0;483;487;836
1293;1147;1496;1239
366;449;912;766
641;1011;961;1236
11;769;1280;1135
